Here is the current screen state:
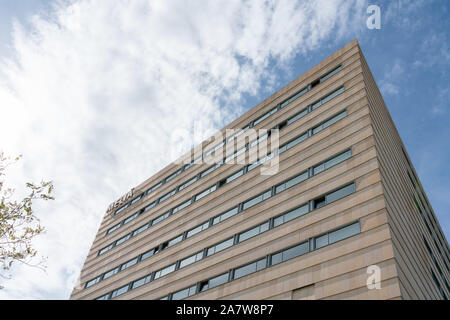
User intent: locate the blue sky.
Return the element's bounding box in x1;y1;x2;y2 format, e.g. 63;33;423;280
0;0;448;299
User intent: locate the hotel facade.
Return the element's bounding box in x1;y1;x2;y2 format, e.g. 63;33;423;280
71;39;449;300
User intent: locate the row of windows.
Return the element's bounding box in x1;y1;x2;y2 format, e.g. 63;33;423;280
424;236;449;299
164;220;360;300
98;194;358;300
98;108;349;257
107;86;345;238
109;65;343;218
89;149;353;292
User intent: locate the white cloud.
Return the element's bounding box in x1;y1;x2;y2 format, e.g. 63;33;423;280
379;59;404;96
0;0;367;299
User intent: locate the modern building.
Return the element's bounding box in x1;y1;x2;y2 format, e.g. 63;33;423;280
70;39;449;300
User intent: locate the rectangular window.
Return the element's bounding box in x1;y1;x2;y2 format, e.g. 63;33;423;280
286;108;308;126
172;285;197;300
212;207;239;225
85;276;101;288
154;263;176;280
315;233;328;249
131;275;151;290
280;87;308;109
159;189;176;203
132;223;149;236
115;233;131;246
152;211;170;225
225;169;244;184
320;65;342;83
233;258;267;279
207;272;229;290
195;185;217;201
186;221;210;238
179;251;203;269
172;199;191;214
204;141;225;158
143;201;157;212
165;168;182;183
273;204;309;227
253;107;277;126
238;222;269;242
312;110;347;134
313;196;326;209
123;211;139;225
249;132;268;149
328;222;360;244
146;181;162;195
96;293;110;300
275;171;308;193
98;243;114;255
227;125;250;142
107;223;121;234
285;133;308;150
103;266;120;280
313;163;324;175
111;284;129;298
324;149;351;170
168;234;183;247
242;189;272;210
114;204;128;216
130;194;143;206
207;238;234;256
178;176;197;191
270;242;309;264
140;248;155;261
325;183;356;204
321;86;344;104
200;163;220;178
121;257;139;270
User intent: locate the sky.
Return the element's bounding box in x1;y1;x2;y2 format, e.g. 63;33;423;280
0;0;448;299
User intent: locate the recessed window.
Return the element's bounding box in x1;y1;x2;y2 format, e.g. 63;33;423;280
313;197;326;209
140;248;156;261
121;257;139;271
273;204;309;227
115;234;131;246
186;221;210;238
110;284;129;298
168;234;183;247
132;223;149;236
238;222;269;242
315;234;328;249
275;171;308;193
328;222;360;244
152;211;170;225
172;285;197;300
131;275;151;290
212;207;239;225
195;185;217;201
159;189;176;203
325;183;355;204
233;258;267;279
207;238;234;256
154;264;176;280
242;189;272;210
179;251;203;269
103;266;120;280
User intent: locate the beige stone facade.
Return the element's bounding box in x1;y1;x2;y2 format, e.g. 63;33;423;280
70;39;449;300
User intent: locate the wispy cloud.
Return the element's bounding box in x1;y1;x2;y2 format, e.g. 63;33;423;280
379;59;404;96
0;0;367;299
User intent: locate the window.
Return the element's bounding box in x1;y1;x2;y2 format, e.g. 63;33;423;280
146;181;162;195
200;272;229;292
325;183;356;204
280;87;308;109
285;133;308;150
238;222;269;242
204;141;225;158
242;189;272;210
207;238;234;256
110;284;129;298
328;222;360;244
178;176;197;191
313;196;326;209
312;110;347;134
103;267;120;280
224;169;244;184
98;243;114;255
179;251;204;269
273;204;309;227
85;276;101;288
212;207;239;225
152;211;170;225
227;125;250;142
115;234;131;246
114;204;128;216
253;107;277;126
249;132;269;149
320;65;342;83
286;108;308;126
275;171;308;193
324;149;351;170
172;285;197;300
233;258;267;279
186;221;210;238
200;163;220;178
165;168;182;183
123;211;139;225
132;223;149;236
121;257;139;270
168;234;183;247
271;242;309;265
172;199;191;214
141;248;156;261
159;189;176;203
144;201;157;212
315;234;329;249
131;275;151;290
195;185;217;201
96;293;110;300
154;264;176;280
130;194;143;206
107;223;121;234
